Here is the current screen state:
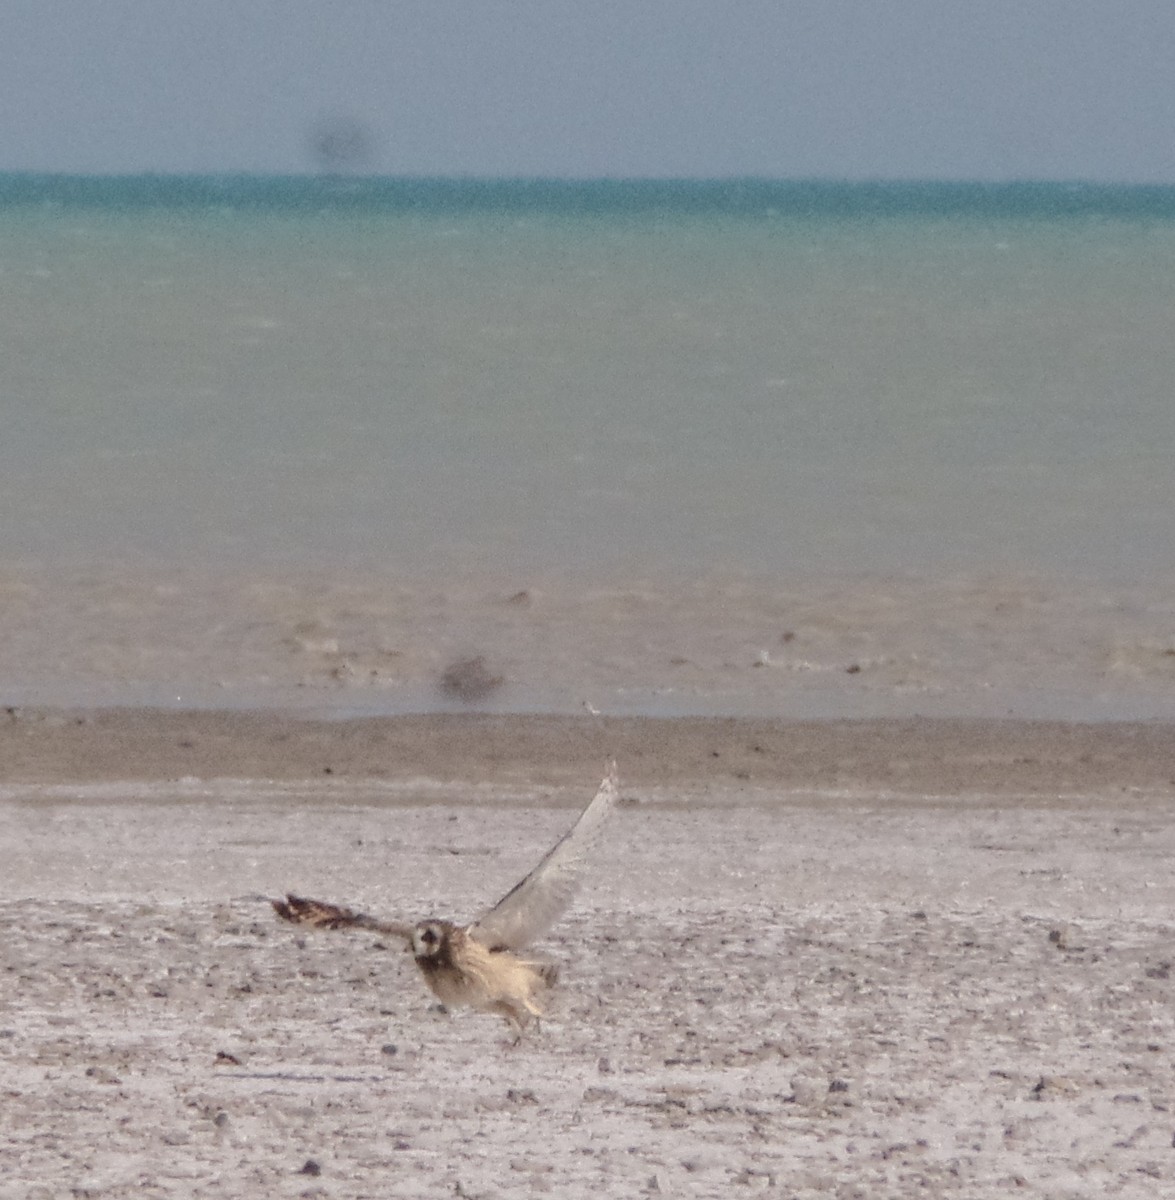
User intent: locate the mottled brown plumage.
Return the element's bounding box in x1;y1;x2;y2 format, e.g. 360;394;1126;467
272;764;618;1031
270;894;412;938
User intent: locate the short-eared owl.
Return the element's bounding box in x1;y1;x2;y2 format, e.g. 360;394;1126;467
273;764;618;1030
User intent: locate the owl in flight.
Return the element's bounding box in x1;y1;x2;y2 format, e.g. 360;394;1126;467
272;764;618;1031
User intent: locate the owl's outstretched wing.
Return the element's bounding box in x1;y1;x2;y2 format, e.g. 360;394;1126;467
468;763;618;952
271;893;413;942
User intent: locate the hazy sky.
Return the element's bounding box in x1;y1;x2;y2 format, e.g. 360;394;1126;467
2;1;1173;181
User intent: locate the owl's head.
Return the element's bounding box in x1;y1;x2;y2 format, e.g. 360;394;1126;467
411;920;449;960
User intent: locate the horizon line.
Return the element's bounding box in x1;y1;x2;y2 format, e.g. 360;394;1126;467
1;169;1174;189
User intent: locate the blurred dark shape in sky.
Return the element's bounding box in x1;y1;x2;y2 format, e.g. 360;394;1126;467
309;116;377;173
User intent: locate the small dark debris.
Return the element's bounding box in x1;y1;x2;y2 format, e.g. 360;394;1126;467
505;590;531;606
845;662;861;674
214;1050;242;1067
440;656;504;702
381;1043;398;1057
829;1079;850;1093
297;1160;321;1176
322;766;333;775
84;1066;122;1084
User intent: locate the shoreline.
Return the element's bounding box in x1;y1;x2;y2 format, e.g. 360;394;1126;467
4;707;1175;798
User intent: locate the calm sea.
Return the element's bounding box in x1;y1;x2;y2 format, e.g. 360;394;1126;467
3;175;1175;718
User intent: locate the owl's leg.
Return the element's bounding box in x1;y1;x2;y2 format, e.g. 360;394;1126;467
485;1001;522;1046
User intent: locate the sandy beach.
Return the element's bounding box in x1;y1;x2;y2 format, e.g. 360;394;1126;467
3;709;1175;1197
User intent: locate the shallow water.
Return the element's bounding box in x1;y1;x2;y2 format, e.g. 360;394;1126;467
2;561;1175;720
3;178;1175;715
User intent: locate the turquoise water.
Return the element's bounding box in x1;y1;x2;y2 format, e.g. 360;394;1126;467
5;174;1175;218
3;174;1175;579
3;175;1175;715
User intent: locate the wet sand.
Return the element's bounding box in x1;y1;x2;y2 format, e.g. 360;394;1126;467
3;710;1175;1196
6;562;1175;722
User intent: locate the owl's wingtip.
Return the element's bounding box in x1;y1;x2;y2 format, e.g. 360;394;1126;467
592;758;619;806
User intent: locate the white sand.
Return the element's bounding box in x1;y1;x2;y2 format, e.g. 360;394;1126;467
3;715;1175;1197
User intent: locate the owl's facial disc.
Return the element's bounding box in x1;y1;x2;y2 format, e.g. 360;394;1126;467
412;921;446;958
